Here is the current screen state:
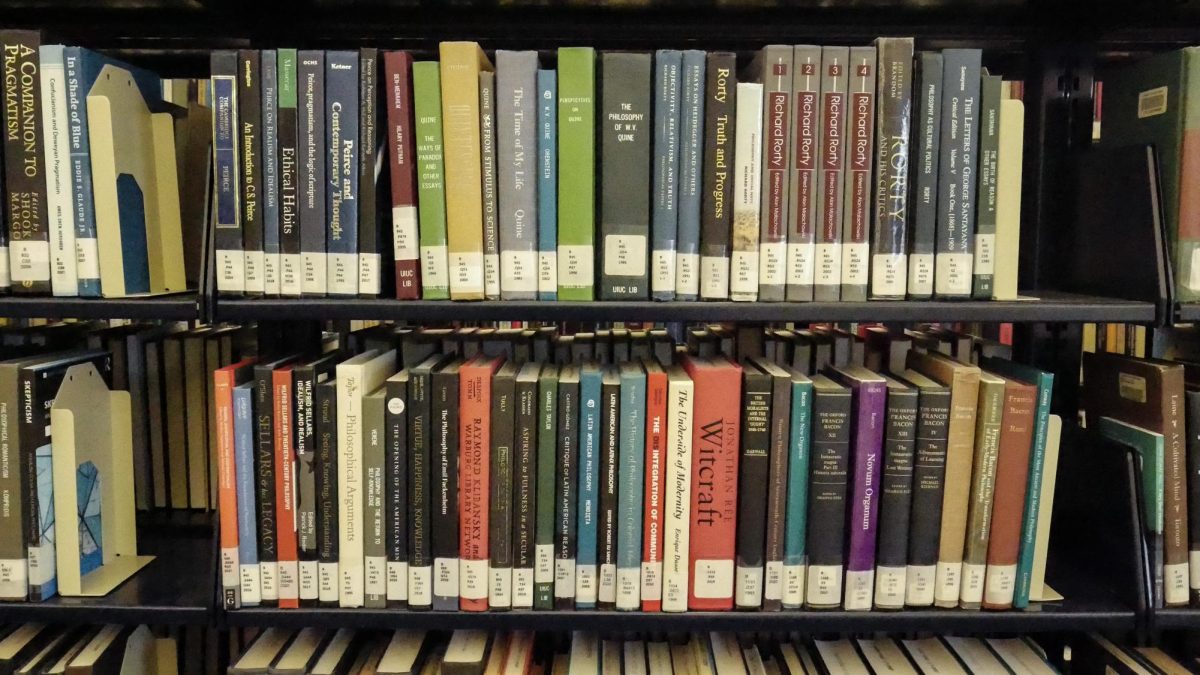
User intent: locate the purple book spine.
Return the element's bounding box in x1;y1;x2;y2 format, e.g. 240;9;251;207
845;379;886;610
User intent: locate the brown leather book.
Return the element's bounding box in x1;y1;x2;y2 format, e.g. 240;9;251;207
982;376;1037;610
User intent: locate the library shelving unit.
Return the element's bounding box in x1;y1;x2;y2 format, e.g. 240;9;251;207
0;0;1191;645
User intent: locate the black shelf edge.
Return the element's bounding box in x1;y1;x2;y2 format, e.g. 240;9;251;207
214;291;1154;323
0;293;201;320
1178;303;1200;322
1149;608;1200;630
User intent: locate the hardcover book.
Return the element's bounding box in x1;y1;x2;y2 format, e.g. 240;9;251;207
405;354;449;608
432;358;464;611
315;380;338;604
576;362;602;607
274;365;301;608
597;366;620;608
814;46;849;302
384;51;420;300
934;49;981;298
661;364;694;612
325;50;360;297
297;50;327;295
554;364;580;608
873;375;918;610
253;354;299;605
357;48;385;298
959;370;1005;609
746;46;793;303
514;362;540;608
972;73;1002;299
782;369;813;609
488;361;517;609
385;370;411;606
651;50;682;301
805;374;851;609
1;30;51;294
232;382;260;606
495;51;540;300
214;358;256;609
479;71;500;300
277;48;302;297
839;46;876;302
616;361;646;610
413;62;450;300
460;354;504;610
870;37;914;300
556;47;596;301
38;45;77;297
729;82;764;302
699;52;736;301
210;51;244;294
537;69;558;300
982;375;1037;610
675;50;706;301
640;359;667;611
238;50;265;296
261;50;281;297
735;360;772;609
907;52;942;299
534;364;558;608
786;45;821;302
294;351;340;605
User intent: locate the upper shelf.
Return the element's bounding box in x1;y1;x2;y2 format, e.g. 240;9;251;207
0;293;200;320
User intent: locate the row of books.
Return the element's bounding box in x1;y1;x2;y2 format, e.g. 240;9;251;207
0;623;194;675
228;629;1062;675
214;322;1060;613
209;40;1026;303
0;31;208;298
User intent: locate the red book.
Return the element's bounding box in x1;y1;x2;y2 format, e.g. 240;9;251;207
214;358;255;610
459;354;505;610
384;50;420;299
982;377;1037;610
682;355;743;610
641;359;668;611
273;366;299;609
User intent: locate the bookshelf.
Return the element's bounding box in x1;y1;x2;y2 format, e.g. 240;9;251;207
0;293;202;320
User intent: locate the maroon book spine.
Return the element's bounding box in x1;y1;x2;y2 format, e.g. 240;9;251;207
385;51;420;299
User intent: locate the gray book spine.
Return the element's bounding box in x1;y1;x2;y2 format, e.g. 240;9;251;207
674;50;706;301
813;46;849;302
870;38;914;300
972;73;1002;299
480;71;501;300
600;52;653;300
934;49;981;299
755;45;793;303
908;53;942;299
298;50;327;295
786;45;822;301
363;389;387;608
651;50;682;301
496;50;540;300
840;46;876;302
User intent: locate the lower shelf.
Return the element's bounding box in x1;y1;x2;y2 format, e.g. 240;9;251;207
1148;608;1200;630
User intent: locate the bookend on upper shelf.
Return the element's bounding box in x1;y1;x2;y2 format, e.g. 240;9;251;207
50;362;154;596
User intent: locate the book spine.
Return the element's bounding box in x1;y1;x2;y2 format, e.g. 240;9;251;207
460;360;496;611
651;50;682;301
935;369;980;608
535;369;558;608
735;370;772;610
599;52;652;300
556;47;596;301
253;366;279;605
1178;48;1200;301
870;38;914;299
782;379;812;609
413;62;450;299
576;367;602;607
293;365;319;605
496;51;539;300
440;43;489;300
385;375;409;606
993;98;1024;300
215;369;241;609
297;51;327;295
814;46;849;302
234;384;262;605
806;388;850;609
934;49;981;298
971;74;1001;299
554;373;578;609
277;49;302;297
1;31;50;294
336;361;365;608
514;373;538;608
239;50;265;295
432;367;460;610
641;368;667;611
960;378;1004;609
905;386;950;607
675;51;705;301
261;50;282;297
839;46;876;302
314;382;339;605
662;371;694;612
384;51;420;300
874;389;917;610
0;367;25;597
39;45;77;297
844;380;885;611
325;50;360;297
408;368;433;608
480;70;500;300
363;391;386;608
211;51;245;294
357;48;382;298
616;368;646;610
786;46;821;302
730;82;764;302
274;369;300;608
536;70;558;300
488;368;515;610
1164;368;1190;607
598;373;619;610
982;382;1036;610
757;46;792;303
762;370;791;611
1014;371;1053;609
63;47;98;296
686;360;742;610
699;52;736;301
907;53;941;299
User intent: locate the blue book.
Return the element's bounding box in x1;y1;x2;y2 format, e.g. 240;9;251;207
783;371;812;610
261;50;281;297
63;47;162;297
675;50;705;301
616;362;646;610
537;69;558;300
651;50;682;301
325;51;359;297
234;382;261;606
979;356;1054;609
576;362;601;608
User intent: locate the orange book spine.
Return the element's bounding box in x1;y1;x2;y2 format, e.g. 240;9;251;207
683;356;742;610
215;365;239;610
641;366;668;612
460;354;505;610
274;366;299;609
982;379;1036;610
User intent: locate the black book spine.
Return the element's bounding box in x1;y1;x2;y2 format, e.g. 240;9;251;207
239;50;265;296
1187;389;1200;605
762;366;791;612
489;367;516;609
358;48;385;298
514;371;538;608
385;373;408;607
0;30;49;294
278;50;301;297
876;385;918;608
431;366;460;611
253;363;278;605
297;50;327;296
210;50;244;296
315;379;339;606
805;386;851;609
699;52;737;301
408;365;433;609
597;371;620;609
905;385;951;605
736;367;772;610
554;373;579;609
906;52;941;300
293;363;318;606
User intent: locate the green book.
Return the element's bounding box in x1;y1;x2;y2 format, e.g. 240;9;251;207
971;73;1002;299
1097;416;1165;607
556;47;597;301
960;371;1005;609
535;364;559;608
413;62;450;300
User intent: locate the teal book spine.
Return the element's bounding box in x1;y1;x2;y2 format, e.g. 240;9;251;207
576;363;601;607
537;69;558;300
616;364;646;610
782;375;812;609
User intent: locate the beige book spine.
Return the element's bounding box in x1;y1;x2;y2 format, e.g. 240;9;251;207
959;373;1005;608
992;97;1024;300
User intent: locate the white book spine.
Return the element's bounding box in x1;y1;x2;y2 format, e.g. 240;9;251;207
336;364;366;607
735;566;763;609
245;250;265;294
598;563;616;605
420;244;449;297
982;563;1015;608
328;252;359;296
302;252;326;295
39;48;77;297
434;556;459;604
873;565;905;609
318;561;338;603
240;563;262;606
299;560;319;601
489;565;512;609
513;567;534;608
387;561;408;603
661;374;693;613
782;561;805;608
221;548;240;605
729;82;763;303
959;562;986;606
358;252;381;296
264;254;281;295
616;567;639;610
934;560;961;607
450;250;485;299
575;564;598;605
554;558;576;603
259;561;279;602
392;205;418;291
843;569;873;610
805;564;842;608
409;565;432;607
905;563;935;606
640;561;662;604
278;560;300;604
366;554;386;602
281;254;302;296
